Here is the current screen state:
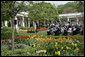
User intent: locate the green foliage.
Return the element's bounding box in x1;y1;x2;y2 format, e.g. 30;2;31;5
28;27;34;30
57;1;84;14
76;1;84;12
20;26;29;30
1;27;17;39
1;47;30;56
20;26;34;30
1;1;29;21
8;43;29;50
28;2;59;24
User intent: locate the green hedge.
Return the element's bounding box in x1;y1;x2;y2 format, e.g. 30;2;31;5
1;26;17;40
20;26;34;30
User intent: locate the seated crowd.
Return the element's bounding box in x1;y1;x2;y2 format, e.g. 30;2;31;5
47;22;84;36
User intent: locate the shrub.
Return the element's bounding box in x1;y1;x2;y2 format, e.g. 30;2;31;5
20;26;28;30
1;26;17;40
28;27;34;30
20;26;34;30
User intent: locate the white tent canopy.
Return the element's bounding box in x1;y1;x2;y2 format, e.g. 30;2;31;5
59;12;84;25
16;12;29;17
59;12;84;18
16;12;84;18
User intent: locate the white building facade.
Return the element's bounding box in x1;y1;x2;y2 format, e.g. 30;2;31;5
1;12;84;31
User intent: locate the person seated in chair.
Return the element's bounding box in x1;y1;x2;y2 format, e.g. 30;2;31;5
63;26;68;36
47;25;57;35
47;30;51;35
67;25;72;35
75;25;80;34
72;26;76;35
54;27;61;36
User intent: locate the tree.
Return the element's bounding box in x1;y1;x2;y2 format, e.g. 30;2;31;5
76;1;84;12
62;7;77;14
1;1;29;50
28;2;59;29
57;5;64;14
57;1;84;14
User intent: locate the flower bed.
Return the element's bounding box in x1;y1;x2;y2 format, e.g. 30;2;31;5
1;35;84;56
37;27;47;31
27;27;47;33
18;27;47;33
18;30;28;33
27;29;37;33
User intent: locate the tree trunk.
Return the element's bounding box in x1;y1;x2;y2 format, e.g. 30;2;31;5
28;18;30;27
22;16;25;27
11;19;15;50
1;21;4;27
51;21;53;24
37;20;39;28
10;20;12;28
33;21;37;32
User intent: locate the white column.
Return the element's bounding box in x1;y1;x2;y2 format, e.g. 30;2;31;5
5;21;8;27
76;17;79;25
67;17;69;22
28;18;30;27
15;16;19;31
22;16;25;27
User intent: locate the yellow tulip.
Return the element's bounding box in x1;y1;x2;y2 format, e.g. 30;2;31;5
43;50;46;53
74;44;77;47
66;46;71;50
33;43;36;48
56;42;58;44
55;42;58;47
75;47;79;52
61;47;64;50
55;51;60;56
71;42;74;45
55;51;57;55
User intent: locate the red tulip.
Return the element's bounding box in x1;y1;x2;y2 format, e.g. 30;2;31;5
19;38;21;41
14;37;18;39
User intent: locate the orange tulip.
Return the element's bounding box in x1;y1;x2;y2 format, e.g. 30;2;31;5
41;41;44;44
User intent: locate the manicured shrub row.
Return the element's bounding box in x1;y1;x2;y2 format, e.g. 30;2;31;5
20;26;34;30
1;26;17;40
